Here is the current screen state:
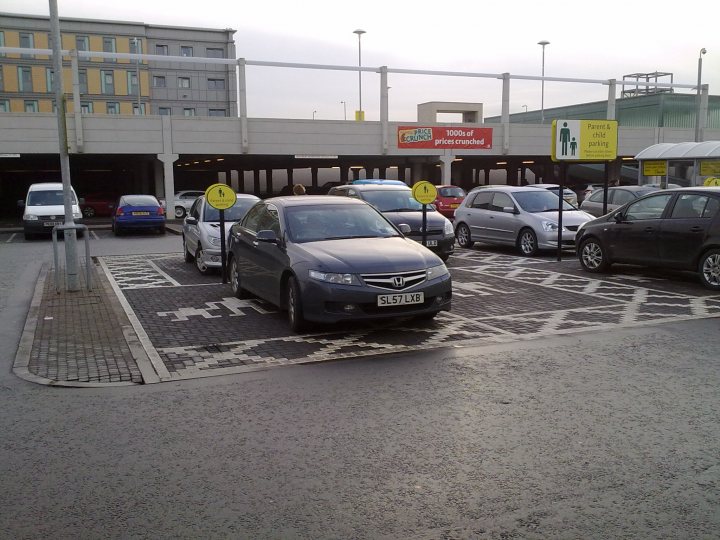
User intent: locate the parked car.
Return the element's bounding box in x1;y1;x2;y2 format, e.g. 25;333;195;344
527;183;578;206
159;190;205;219
433;185;466;219
328;182;455;261
453;186;594;256
18;182;83;240
576;187;720;290
111;194;165;235
183;193;260;274
80;192;118;218
227;196;452;332
580;185;660;217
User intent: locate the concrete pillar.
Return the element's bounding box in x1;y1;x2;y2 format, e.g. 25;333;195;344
153;160;163;196
266;169;273;195
378;167;387;179
229;170;239;192
311;167;319;188
365;167;375;179
439;154;454;185
352;168;361;181
340;165;350;184
253;169;260;195
398;166;406;182
157;153;179;215
287;168;294;189
484;168;490;185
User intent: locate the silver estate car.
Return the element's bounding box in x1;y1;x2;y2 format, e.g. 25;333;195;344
454;186;594;256
183;193;260;274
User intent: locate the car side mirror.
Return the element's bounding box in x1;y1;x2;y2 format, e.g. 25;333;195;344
614;212;624;223
503;206;517;214
17;200;25;208
256;229;278;243
78;197;85;204
185;216;198;225
397;223;411;234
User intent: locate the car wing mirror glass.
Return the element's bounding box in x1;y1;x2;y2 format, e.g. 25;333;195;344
503;206;517;214
256;229;278;243
185;216;198;225
397;223;411;234
614;212;624;223
78;197;85;204
17;199;25;208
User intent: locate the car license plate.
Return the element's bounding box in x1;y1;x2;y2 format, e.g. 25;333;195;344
425;240;437;247
132;211;150;215
43;221;62;227
377;292;424;306
450;203;459;208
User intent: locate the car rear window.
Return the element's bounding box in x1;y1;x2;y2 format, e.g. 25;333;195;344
361;189;424;212
121;195;159;206
439;187;465;198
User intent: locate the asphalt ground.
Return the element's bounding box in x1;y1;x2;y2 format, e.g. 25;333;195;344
10;225;720;385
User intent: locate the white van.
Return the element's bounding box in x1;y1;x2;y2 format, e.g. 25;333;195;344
19;182;83;239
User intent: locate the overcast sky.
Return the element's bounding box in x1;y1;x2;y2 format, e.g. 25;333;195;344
5;0;718;122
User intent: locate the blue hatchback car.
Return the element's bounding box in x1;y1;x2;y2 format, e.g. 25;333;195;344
111;194;166;235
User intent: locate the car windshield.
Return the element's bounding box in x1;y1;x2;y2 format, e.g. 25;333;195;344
27;190;77;205
513;191;575;212
204;198;258;222
285;204;401;243
121;195;159;207
361;189;425;212
439;187;465;198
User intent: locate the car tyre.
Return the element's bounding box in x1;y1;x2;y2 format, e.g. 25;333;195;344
229;256;250;299
183;236;193;263
23;231;35;241
517;228;538;257
455;223;474;248
287;276;307;333
579;237;610;273
113;223;122;236
699;249;720;291
82;206;95;218
195;244;212;275
175;206;186;219
158;225;166;234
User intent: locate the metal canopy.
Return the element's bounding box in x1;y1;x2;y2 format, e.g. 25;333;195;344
635;141;720;160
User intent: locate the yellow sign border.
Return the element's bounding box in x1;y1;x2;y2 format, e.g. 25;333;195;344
411;181;438;205
205;183;237;210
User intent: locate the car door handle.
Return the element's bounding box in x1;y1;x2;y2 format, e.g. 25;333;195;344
690;226;703;232
644;227;654;233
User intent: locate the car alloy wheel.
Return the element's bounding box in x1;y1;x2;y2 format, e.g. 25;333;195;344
579;238;609;273
229;257;249;299
175;206;186;219
699;249;720;290
82;206;95;218
195;245;211;275
287;276;306;332
517;228;538;256
456;223;474;248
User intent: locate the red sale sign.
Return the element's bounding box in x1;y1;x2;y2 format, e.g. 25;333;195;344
398;126;493;149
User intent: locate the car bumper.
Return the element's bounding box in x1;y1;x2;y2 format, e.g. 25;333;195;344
24;218;84;234
537;229;578;250
114;217;165;229
405;234;456;257
299;274;452;324
199;247;224;268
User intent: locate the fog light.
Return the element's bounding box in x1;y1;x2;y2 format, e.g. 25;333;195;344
343;304;358;313
435;296;443;304
210;255;220;262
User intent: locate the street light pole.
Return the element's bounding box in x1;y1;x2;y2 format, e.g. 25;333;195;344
340;100;347;120
538;40;550;124
313;110;317;120
353;29;366;121
133;37;141;114
522;104;528;113
695;47;707;142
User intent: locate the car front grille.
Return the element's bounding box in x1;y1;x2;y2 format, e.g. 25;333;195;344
361;269;427;291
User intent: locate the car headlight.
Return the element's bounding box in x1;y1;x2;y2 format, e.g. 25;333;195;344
541;220;567;232
309;270;360;286
24;214;38;221
208;235;221;247
73;212;82;219
427;263;449;280
443;218;454;235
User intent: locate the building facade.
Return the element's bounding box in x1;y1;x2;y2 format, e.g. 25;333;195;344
0;12;236;117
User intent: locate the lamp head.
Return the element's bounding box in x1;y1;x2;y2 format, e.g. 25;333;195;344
354;29;366;37
700;48;707;56
538;40;550;47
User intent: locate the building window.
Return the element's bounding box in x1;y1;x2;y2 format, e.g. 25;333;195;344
208;109;226;117
0;31;5;58
103;37;116;62
158;107;171;116
152;75;166;88
24;100;39;113
100;70;115;94
207;78;225;90
178;77;191;88
183;108;196;116
155;44;168;55
206;47;224;58
79;69;88;94
46;68;54;92
106;102;120;115
180;46;193;57
76;35;89;51
127;71;139;96
80;102;93;114
0;100;9;112
18;67;33;92
20;32;34;58
0;66;3;91
133;103;146;115
129;38;143;54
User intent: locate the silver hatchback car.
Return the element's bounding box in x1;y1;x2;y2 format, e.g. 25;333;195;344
454;186;594;256
183;193;260;274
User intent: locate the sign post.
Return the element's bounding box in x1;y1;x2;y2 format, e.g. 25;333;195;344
552;119;618;261
411;181;438;248
204;183;237;283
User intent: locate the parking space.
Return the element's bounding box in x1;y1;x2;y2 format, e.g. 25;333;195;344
98;247;720;382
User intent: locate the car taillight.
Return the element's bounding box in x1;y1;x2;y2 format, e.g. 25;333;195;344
115;207;124;216
157;207;165;216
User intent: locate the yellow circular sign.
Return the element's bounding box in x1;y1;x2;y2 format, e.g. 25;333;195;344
411;181;438;205
704;176;720;187
205;183;237;210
